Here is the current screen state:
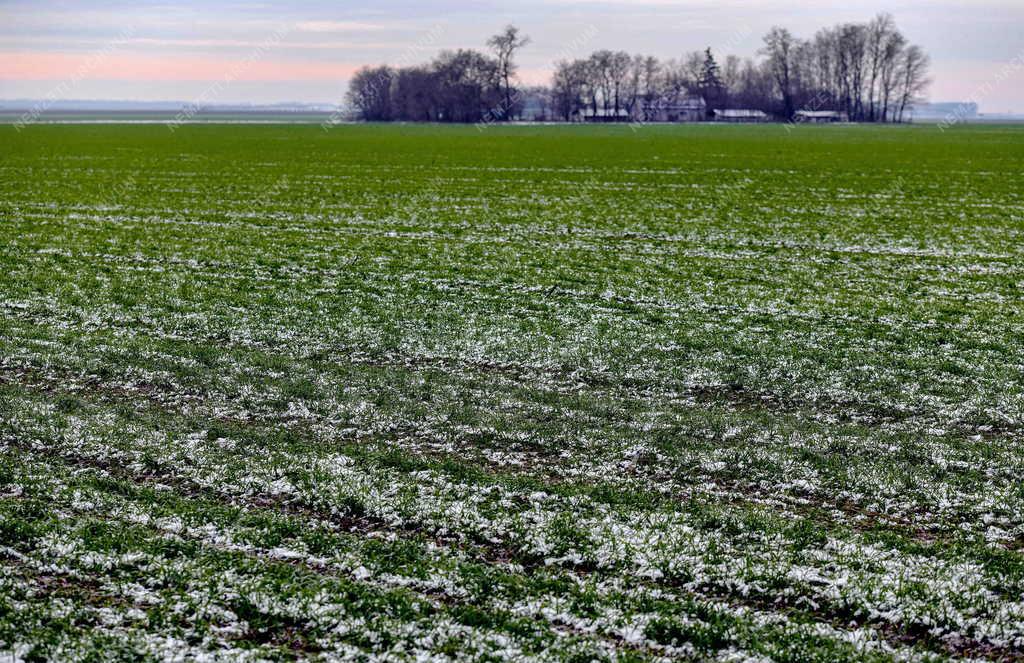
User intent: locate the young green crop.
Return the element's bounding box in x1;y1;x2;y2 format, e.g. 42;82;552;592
1;123;1023;661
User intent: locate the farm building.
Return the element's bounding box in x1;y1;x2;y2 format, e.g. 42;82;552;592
714;109;769;123
580;108;632;123
638;97;706;123
794;110;849;123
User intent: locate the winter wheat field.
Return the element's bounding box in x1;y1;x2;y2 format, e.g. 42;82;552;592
1;123;1023;662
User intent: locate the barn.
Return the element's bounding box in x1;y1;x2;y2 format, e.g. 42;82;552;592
794;110;849;123
639;97;707;123
580;108;632;123
714;109;769;123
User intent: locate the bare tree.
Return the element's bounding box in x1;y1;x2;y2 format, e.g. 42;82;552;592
761;27;800;119
866;14;896;121
623;55;645;119
487;25;531;120
588;50;613;113
896;45;930;122
521;85;551;121
879;29;907;121
837;23;868;118
391;67;437;121
722;54;742;102
432;49;502;123
345;15;928;125
680;50;704;95
635;55;662;119
727;58;775;111
346;66;395;121
658;58;690;106
810;27;840;107
608;51;633;115
551;59;589;120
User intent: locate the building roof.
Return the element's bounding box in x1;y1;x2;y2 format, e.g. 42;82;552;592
581;108;631;117
643;97;706;110
714;109;768;118
795;110;845;118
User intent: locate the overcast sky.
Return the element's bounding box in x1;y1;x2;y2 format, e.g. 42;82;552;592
1;0;1022;111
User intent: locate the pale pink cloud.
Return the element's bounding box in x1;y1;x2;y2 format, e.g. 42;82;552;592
0;52;360;82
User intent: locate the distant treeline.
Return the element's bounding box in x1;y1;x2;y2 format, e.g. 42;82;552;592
346;16;930;124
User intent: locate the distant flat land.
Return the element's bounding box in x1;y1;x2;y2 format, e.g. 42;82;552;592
0;109;339;124
1;123;1023;661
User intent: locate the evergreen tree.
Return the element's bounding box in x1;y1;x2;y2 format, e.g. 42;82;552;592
699;47;723;90
698;47;726;113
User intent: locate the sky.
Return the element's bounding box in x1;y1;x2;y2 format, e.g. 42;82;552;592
1;0;1022;112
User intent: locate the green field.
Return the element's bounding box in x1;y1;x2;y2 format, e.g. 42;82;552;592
1;123;1023;661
